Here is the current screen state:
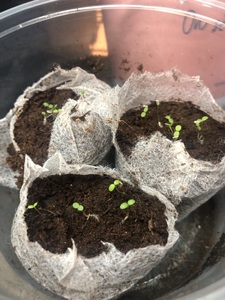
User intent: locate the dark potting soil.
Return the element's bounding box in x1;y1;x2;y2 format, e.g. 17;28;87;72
6;87;78;187
25;174;168;258
116;101;225;163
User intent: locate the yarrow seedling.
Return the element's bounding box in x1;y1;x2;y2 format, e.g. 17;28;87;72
120;199;136;210
165;115;174;133
165;115;182;139
194;116;209;131
72;202;100;221
108;179;122;192
194;115;209;144
27;202;38;210
173;125;182;139
72;202;84;212
80;88;86;97
41;102;62;124
141;105;149;118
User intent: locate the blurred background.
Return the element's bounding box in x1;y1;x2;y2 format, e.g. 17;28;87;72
0;0;32;12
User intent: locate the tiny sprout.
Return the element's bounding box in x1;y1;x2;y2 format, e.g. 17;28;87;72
28;202;38;209
43;102;50;108
165;115;182;139
80;88;85;97
108;179;122;192
165;115;174;133
120;199;136;210
72;202;84;212
141;105;148;118
41;102;61;121
194;116;209;131
173;125;182;139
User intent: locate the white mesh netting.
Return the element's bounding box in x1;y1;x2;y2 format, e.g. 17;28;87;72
0;67;116;189
113;69;225;220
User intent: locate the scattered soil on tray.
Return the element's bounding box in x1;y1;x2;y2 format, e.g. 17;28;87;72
6;88;78;187
116;100;225;163
25;174;168;258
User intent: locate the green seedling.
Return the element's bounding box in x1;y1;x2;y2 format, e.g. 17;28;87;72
27;202;56;215
165;115;174;133
120;199;136;210
173;125;182;139
72;202;99;221
72;202;84;212
165;115;182;139
27;201;41;214
80;88;85;97
141;105;149;118
41;102;61;124
194;116;209;131
72;202;100;221
108;179;122;192
27;202;38;210
194;116;209;144
42;102;61;114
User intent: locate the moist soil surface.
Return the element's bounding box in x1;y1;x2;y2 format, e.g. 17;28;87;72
25;174;168;258
116;100;225;163
6;87;78;187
